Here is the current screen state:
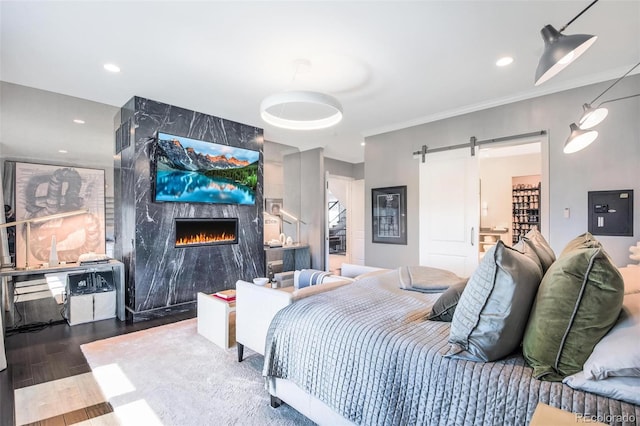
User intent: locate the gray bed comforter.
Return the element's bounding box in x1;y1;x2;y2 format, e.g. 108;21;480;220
263;270;640;425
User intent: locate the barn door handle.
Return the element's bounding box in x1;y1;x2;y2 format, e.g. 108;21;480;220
471;227;475;246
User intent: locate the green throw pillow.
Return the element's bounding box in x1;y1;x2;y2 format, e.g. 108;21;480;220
559;232;601;257
522;247;624;382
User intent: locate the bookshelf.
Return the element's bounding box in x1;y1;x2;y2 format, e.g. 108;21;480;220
512;178;541;244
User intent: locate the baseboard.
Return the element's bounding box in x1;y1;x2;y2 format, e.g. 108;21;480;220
125;301;196;322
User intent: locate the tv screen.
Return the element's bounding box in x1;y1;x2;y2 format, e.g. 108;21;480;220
153;132;259;205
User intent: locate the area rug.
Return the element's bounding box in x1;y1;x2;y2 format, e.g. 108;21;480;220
81;319;313;425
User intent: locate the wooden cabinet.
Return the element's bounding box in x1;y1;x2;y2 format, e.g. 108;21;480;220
512;184;541;244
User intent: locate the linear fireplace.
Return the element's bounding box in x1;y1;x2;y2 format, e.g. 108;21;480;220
175;218;238;248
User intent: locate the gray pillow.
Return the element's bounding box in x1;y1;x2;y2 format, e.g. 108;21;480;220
428;280;468;322
521;229;555;272
447;240;543;362
512;239;543;274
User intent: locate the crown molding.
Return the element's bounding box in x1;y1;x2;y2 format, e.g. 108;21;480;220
363;65;640;139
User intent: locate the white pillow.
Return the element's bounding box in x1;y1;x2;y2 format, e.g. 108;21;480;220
582;293;640;380
563;371;640;406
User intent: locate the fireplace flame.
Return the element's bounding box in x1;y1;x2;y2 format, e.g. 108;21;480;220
176;232;236;247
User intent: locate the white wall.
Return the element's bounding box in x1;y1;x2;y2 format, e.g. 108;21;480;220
365;74;640;267
263;161;284;200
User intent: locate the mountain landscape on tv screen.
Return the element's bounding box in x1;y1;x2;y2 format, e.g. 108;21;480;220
157;138;253;172
154;135;259;205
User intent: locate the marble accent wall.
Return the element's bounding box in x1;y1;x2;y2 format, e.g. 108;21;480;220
114;97;264;320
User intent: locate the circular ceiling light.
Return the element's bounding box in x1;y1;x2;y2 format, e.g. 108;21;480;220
260;91;343;130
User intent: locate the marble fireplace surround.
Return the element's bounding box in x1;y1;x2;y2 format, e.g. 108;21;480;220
114;97;264;321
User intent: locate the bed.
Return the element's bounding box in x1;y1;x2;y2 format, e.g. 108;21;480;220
263;269;640;425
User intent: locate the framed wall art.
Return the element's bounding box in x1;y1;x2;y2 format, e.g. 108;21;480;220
14;162;106;267
263;198;283;243
372;186;407;245
265;198;283;216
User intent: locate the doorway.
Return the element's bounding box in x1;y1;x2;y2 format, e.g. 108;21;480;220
326;174;365;273
478;141;543;259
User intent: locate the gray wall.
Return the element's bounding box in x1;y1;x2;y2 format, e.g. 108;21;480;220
301;149;326;269
353;162;365;180
326;157;354;178
263;140;300;201
325;157;365;180
282;150;363;270
284;148;326;269
365;74;640;268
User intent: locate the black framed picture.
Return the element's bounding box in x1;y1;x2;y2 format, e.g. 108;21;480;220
372;186;407;245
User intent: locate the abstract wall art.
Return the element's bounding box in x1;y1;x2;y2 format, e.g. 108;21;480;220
14;162;105;267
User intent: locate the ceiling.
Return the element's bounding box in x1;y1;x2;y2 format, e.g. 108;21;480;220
1;1;639;165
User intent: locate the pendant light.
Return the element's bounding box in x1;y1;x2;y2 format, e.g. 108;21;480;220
534;0;599;86
260;91;343;130
260;59;343;131
577;61;640;129
578;103;609;129
563;123;598;154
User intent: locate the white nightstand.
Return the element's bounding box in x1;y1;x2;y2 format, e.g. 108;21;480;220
197;292;236;349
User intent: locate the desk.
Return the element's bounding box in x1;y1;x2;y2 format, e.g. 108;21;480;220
264;244;310;277
0;260;125;370
1;260;125;321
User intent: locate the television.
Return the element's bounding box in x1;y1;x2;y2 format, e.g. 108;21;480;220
153;132;259;205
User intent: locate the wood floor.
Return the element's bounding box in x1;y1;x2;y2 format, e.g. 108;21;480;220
1;309;195;426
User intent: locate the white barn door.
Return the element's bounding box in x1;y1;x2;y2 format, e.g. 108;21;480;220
419;149;479;277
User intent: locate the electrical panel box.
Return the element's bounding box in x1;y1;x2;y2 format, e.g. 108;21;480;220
588;190;634;236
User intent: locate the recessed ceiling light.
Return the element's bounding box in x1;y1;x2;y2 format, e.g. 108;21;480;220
103;63;121;73
58;149;68;154
496;56;514;67
73;119;85;124
360;142;366;146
